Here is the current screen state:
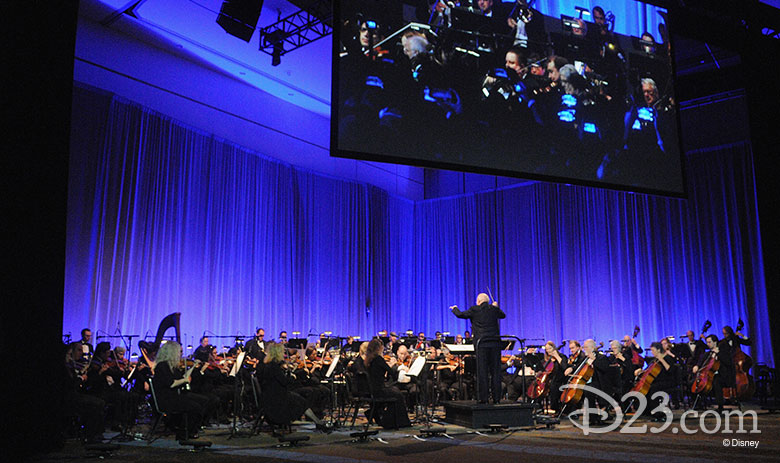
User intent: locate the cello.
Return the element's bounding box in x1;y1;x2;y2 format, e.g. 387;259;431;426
691;349;720;394
526;341;566;399
560;342;603;405
725;319;755;400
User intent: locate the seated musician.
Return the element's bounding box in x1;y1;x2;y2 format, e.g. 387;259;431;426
634;341;677;421
63;342;106;443
608;340;634;397
151;342;207;440
564;340;586;376
259;343;331;432
389;345;418;410
190;345;232;424
85;342;134;433
365;338;412;429
437;347;464;400
347;341;371;397
193;336;211;362
530;341;567;412
581;339;617;423
695;333;737;412
414;332;427;351
501;348;535;402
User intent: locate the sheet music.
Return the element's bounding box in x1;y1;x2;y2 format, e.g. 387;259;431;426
325;354;339;378
445;343;474;353
229;352;245;377
406;356;427;377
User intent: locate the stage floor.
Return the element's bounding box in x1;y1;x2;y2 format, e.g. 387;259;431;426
33;403;780;462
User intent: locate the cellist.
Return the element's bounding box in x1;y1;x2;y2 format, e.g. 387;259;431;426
692;334;732;413
633;341;676;421
580;339;616;424
531;341;567;412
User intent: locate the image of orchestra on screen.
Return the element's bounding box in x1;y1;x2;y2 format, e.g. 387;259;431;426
333;1;684;194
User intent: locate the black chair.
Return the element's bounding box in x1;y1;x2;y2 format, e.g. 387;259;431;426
345;371;372;428
146;377;187;443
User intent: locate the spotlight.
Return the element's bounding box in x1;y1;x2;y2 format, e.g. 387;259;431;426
263;29;286;66
216;0;265;42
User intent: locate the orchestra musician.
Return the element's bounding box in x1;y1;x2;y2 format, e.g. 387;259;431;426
389;345;419;410
607;339;634;397
622;333;643;370
437;347;465;400
151;342;206;440
79;328;94;355
564;340;586;376
450;293;506;404
681;330;706;382
244;327;266;364
364;338;412;428
63;342;106;443
259;342;331;432
193;336;211;362
85;342;134;432
506;0;547;53
580;339;617;423
692;334;733;412
501;348;534;402
528;341;567;412
634;341;677;421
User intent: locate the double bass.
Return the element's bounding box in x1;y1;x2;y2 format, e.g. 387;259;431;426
725;319;755;400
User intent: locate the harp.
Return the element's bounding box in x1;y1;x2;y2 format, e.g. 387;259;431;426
138;312;182;362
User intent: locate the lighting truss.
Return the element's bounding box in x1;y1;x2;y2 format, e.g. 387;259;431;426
258;0;332;59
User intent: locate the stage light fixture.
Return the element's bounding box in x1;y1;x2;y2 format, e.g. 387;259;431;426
263;29;286;66
216;0;265;42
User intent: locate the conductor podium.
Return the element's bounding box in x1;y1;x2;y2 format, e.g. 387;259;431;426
442;401;535;428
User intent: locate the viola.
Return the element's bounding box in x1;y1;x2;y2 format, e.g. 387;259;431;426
691;350;719;394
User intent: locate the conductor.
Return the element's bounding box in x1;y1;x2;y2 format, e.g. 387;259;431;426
450;293;506;403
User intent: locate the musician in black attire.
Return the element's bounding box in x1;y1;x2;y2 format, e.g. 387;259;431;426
527;342;567;412
722;325;752;353
192;336;212;362
364;338;411;428
678;330;706;386
635;341;677;421
85;342;134;432
581;339;617;422
564;340;586;376
692;334;732;412
450;293;506;403
63;342;105;443
501;352;533;402
151;342;206;440
608;340;634;397
258;343;330;431
79;328;94;355
244;327;266;363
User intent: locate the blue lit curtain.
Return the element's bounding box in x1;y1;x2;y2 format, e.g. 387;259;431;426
64;84;772;366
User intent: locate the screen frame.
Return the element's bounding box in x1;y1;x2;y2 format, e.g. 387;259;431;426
330;0;689;199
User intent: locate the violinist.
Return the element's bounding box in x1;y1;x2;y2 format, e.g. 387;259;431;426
692;334;732;412
151;341;206;440
364;338;412;429
259;343;331;432
390;345;418;410
85;342;134;433
414;332;427;351
244;327;266;367
278;331;288;345
501;348;535;402
607;340;634;396
190;345;232;424
437;347;464;400
192;336;212;362
564;340;586;376
633;342;676;421
63;342;106;444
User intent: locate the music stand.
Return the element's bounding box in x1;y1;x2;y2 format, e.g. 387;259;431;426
445;343;474;401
